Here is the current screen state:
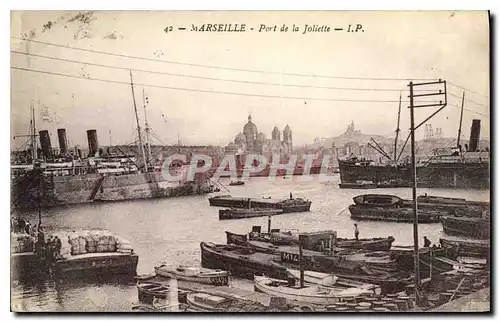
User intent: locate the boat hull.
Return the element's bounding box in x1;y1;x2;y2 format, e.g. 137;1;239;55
155;266;230;286
439;237;490;258
440;216;490;239
339;160;490;189
11;169;210;209
200;242;289;280
219;208;284;220
55;253;139;275
349;205;442;223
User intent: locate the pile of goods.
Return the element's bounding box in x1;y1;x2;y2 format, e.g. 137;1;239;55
11;233;35;254
55;230;133;258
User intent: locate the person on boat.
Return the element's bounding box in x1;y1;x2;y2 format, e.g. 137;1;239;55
423;236;432;248
354;224;360;241
55;237;62;260
290;192;293;199
46;236;53;263
37;227;45;250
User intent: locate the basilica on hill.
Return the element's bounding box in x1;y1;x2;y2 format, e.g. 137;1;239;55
225;114;293;157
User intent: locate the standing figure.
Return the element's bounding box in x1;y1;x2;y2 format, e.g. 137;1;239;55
55;237;62;260
423;236;432;248
289;192;293;199
354;224;360;241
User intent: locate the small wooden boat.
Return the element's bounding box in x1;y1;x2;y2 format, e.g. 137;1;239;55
155;264;230;286
439;237;490;258
349;205;442;223
254;275;373;305
286;269;381;295
440;216;490;239
186;292;231;312
229;181;245;186
353;194;403;207
137;280;171;302
219;208;283;220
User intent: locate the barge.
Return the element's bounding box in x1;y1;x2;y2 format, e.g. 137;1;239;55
219;208;284;220
209;195;312;213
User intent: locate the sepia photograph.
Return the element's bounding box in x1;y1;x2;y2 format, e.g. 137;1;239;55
9;10;490;313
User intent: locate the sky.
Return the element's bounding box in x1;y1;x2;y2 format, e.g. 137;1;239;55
10;11;490;150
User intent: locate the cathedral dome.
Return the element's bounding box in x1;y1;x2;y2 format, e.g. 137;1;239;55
234;132;245;144
257;132;267;141
243;114;258;137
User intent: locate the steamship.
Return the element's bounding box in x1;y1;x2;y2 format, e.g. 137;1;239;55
338;119;490;189
11;81;212;209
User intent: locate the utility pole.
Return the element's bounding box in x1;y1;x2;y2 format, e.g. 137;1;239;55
129;71;148;172
408;79;447;307
457;91;465;149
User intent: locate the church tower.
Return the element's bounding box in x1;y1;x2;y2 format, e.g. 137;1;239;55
283;124;293;154
272;125;280;141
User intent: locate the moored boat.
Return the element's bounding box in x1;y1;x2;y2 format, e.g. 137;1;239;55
254;275;373;305
200;242;289;280
349;204;442;223
137;280;171;302
228;181;245;186
440;216;490;239
209;195;311;213
353;194;403;207
155;264;230;286
439;237;490;258
339;181;377;189
286;269;381;295
219;208;284;220
227;230;395;252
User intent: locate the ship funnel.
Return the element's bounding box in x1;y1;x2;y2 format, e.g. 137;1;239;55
57;128;68;154
86;129;99;157
38;130;52;159
468;119;481;152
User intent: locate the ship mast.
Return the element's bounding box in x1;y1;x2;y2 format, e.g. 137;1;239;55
393;93;402;163
142;88;153;163
456;91;465;150
129;70;148;172
31;101;38;163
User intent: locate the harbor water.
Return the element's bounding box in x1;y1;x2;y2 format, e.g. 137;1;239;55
11;174;490;312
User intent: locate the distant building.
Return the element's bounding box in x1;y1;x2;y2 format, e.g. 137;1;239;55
225;114;293;158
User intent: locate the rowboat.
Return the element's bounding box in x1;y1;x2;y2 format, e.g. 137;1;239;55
439;237;490;258
286;269;381;295
228;181;245;186
253;275;373;305
185;292;269;312
155;264;230;286
339;181;377;189
440;216;490;239
353;194;403;207
186;292;231;312
219;208;283;220
137;280;171;302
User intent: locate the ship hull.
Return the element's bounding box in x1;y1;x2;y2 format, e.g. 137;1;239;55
11;170;209;209
339;161;490;189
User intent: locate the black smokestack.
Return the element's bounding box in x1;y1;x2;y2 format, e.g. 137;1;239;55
469;119;481;152
57;128;68;154
38;130;52;159
87;129;99;157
